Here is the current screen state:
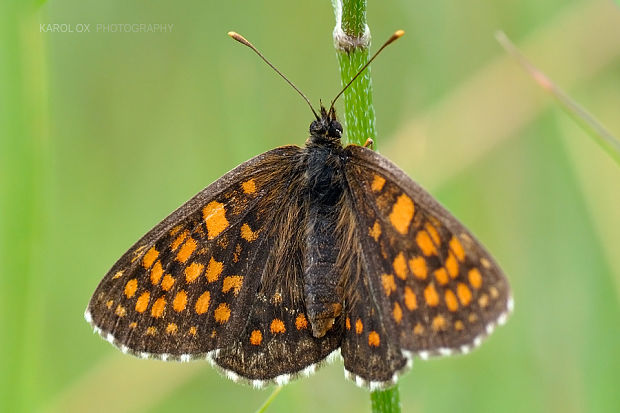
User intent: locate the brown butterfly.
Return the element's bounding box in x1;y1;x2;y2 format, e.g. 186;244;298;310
85;30;512;390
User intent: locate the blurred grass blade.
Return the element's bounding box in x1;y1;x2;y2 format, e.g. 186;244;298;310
254;386;282;413
371;386;401;413
496;30;620;166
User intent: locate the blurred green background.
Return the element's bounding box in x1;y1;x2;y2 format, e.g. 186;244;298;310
1;0;619;412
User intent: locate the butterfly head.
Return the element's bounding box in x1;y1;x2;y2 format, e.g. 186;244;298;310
309;106;343;145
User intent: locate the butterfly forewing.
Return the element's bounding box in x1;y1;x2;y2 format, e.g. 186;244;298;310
343;145;512;359
87;145;310;359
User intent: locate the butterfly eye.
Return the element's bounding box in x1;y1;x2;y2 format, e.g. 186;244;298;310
331;121;343;137
310;120;325;136
324;121;342;139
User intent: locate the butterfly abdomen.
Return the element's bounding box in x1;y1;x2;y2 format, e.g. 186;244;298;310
303;144;347;338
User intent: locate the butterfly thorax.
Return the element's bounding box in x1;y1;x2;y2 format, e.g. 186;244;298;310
302;106;348;338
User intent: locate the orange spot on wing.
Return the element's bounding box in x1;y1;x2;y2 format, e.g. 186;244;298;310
432;315;447;331
131;245;146;263
479;294;489;308
369;221;381;241
250;330;262;345
240;223;259;242
381;274;396;296
151;296;166;318
345;317;351;330
145;326;156;336
188;326;197;336
425;222;441;245
176;237;197;263
368;331;380;347
129;322;138;329
296;313;308;330
355;319;363;334
205;257;223;283
413;323;424;335
489;286;499;298
457;283;473;306
142;247;159;269
371;174;386;192
115;305;126;317
195;291;210;315
409;256;427;279
393;302;403;323
166;323;178;334
404;287;418;310
161;274;175;291
445;289;459;312
389;194;415;234
434;268;449;285
446;252;459;279
150;261;163;285
171;230;189;251
203;201;229;240
112;270;124;279
242;179;256;194
135;292;150;313
222;275;243;295
233;243;241;263
455;320;464;330
214;303;230;323
184;262;204;283
449;236;465;261
106;300;113;309
270;319;286;334
424;284;439;307
393;252;408;280
416;230;438;256
172;290;187;312
468;268;482;289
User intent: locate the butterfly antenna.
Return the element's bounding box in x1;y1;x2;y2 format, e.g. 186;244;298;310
329;30;405;113
228;31;320;120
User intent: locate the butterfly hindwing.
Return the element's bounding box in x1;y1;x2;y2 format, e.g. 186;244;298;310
331;190;409;388
342;145;512;365
87;145;311;359
213;292;342;384
213;183;343;384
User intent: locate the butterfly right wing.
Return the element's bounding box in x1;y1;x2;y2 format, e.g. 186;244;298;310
338;145;512;388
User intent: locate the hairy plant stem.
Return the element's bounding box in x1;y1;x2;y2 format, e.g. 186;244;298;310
332;0;376;147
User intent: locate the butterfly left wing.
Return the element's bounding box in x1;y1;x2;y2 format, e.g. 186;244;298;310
85;146;304;358
86;144;343;386
339;145;512;388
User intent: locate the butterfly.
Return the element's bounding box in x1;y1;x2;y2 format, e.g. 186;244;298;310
85;31;512;391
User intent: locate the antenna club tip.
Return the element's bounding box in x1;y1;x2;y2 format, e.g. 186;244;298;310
394;29;405;38
228;31;252;47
